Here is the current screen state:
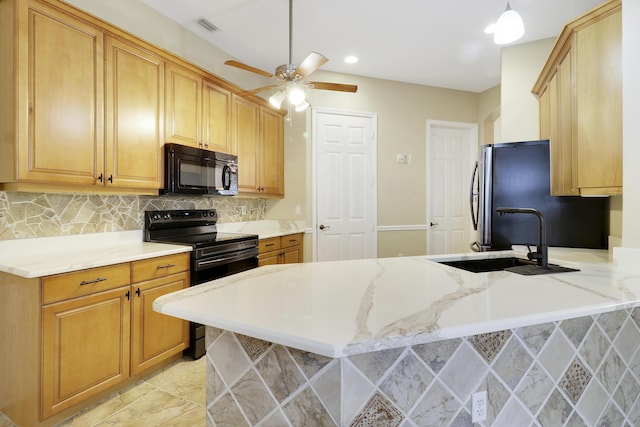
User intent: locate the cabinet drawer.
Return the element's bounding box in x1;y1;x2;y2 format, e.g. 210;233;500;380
280;233;302;249
259;237;280;253
42;263;131;305
131;253;190;283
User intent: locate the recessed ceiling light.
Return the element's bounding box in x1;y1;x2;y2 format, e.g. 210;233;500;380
344;55;358;64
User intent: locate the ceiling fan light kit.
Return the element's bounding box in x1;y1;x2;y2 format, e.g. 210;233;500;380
224;0;357;116
493;1;525;45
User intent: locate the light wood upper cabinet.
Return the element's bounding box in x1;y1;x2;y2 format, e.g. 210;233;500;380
20;3;104;186
0;1;165;193
260;106;285;196
233;95;260;193
105;37;164;189
165;64;234;153
533;0;621;196
574;7;622;194
0;0;282;196
203;81;233;153
165;63;202;147
233;95;284;196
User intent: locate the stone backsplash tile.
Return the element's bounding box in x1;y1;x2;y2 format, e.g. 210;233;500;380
0;191;266;240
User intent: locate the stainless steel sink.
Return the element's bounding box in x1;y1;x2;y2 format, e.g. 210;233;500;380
438;257;579;275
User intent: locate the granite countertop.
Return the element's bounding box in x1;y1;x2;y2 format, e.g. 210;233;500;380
0;231;191;278
154;247;640;358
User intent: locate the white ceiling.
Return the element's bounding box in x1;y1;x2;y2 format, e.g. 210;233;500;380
141;0;604;93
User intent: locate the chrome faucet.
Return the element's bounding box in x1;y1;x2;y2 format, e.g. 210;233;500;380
496;207;548;268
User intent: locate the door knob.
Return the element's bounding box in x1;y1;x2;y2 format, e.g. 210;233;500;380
430;222;439;227
319;224;331;230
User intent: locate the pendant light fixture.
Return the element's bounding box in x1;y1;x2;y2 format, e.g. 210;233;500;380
493;1;524;45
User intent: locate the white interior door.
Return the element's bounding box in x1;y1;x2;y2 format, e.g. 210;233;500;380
313;109;377;261
427;121;477;255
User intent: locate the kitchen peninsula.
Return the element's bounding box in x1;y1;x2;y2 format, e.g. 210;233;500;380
155;249;640;426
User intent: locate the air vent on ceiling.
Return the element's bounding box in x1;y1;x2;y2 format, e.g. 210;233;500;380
197;18;219;32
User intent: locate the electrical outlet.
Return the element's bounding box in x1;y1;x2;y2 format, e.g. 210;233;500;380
241;205;247;215
471;391;487;423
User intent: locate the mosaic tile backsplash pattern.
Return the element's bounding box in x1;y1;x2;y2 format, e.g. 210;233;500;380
205;308;640;426
0;191;266;240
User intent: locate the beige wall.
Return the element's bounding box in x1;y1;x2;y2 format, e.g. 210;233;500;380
65;0;270;92
500;38;555;142
622;0;640;247
265;71;488;258
477;85;501;146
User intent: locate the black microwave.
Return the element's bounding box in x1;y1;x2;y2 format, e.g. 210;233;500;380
163;143;238;196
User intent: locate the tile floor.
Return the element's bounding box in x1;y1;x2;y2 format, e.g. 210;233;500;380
0;356;206;427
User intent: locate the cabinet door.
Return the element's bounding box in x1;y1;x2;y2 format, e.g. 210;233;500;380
20;5;103;184
556;52;578;195
233;95;260;193
165;63;201;147
203;81;233;153
281;246;302;264
105;37;163;189
42;286;131;418
131;272;189;375
258;251;281;267
259;107;285;196
575;9;622;193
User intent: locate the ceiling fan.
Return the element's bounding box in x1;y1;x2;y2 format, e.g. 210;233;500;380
224;0;357;111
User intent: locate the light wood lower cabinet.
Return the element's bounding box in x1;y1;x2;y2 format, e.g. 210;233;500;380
258;233;304;266
0;253;189;426
130;254;190;375
42;286;131;419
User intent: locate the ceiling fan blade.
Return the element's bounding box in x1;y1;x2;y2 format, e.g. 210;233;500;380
294;52;328;78
308;81;358;93
239;85;280;96
225;60;273;78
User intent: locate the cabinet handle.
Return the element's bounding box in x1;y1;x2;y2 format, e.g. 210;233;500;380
107;174;113;183
265;243;275;247
80;277;107;286
126;290;130;300
97;173;103;183
157;263;176;270
135;288;141;297
289;239;297;243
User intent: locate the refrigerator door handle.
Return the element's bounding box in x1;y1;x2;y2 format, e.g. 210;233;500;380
470;160;479;231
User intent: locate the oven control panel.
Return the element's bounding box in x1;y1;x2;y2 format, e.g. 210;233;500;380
145;209;218;228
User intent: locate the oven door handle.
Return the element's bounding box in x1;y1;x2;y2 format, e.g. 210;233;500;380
194;248;258;270
198;256;237;267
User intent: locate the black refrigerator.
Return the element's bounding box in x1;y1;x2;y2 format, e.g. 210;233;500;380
470;140;609;251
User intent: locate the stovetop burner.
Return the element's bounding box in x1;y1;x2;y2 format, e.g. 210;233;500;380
153;232;257;247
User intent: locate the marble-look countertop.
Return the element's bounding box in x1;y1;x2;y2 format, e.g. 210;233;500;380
217;219;307;239
0;231;191;278
154;247;640;358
